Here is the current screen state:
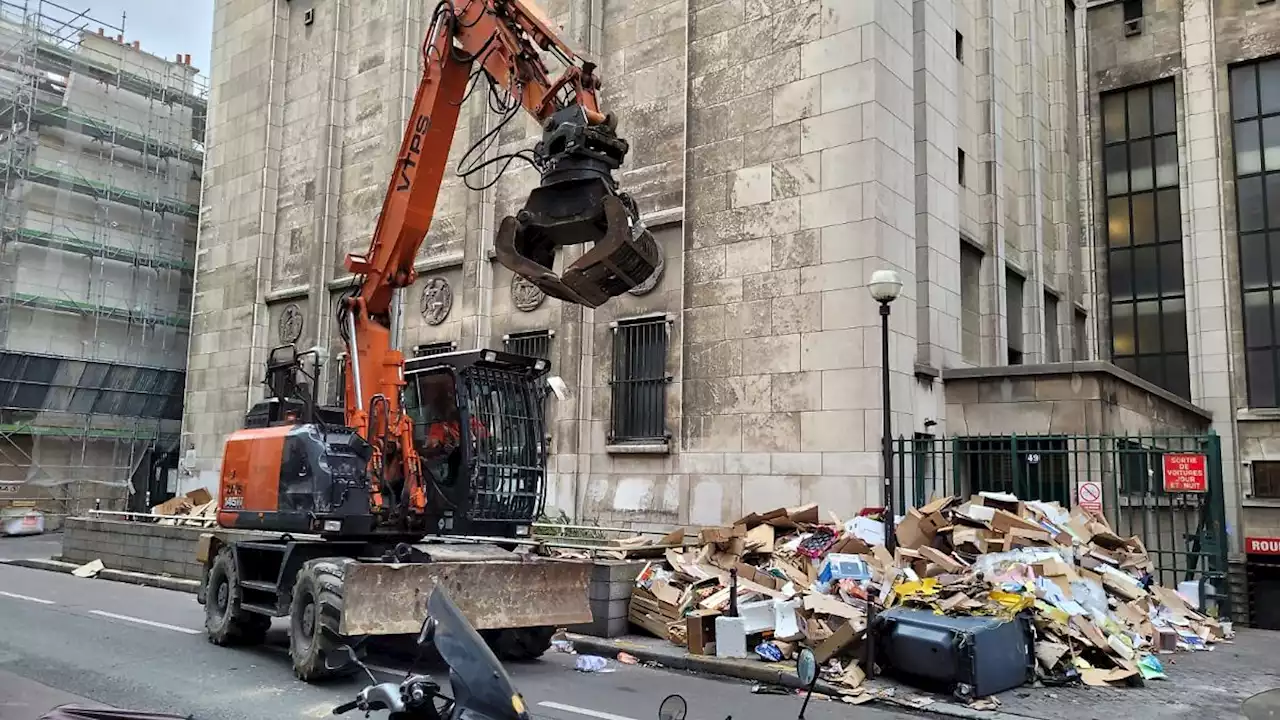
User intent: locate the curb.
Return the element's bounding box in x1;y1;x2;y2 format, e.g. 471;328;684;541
566;635;1042;720
0;557;200;594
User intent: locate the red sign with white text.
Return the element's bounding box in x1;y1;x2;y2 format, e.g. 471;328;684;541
1162;453;1208;493
1246;537;1280;555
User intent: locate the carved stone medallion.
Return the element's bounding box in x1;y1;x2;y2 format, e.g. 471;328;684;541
511;275;545;312
279;303;303;343
420;276;453;326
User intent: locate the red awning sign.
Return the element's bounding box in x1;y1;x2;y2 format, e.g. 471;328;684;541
1162;453;1208;493
1247;537;1280;555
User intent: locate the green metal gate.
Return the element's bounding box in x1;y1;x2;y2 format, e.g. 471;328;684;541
892;432;1231;616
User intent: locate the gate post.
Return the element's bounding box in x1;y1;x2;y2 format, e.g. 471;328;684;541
1205;431;1232;619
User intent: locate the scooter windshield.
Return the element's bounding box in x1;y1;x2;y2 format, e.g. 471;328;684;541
428;587;528;720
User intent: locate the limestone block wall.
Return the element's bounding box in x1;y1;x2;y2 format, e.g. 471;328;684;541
187;0;1091;529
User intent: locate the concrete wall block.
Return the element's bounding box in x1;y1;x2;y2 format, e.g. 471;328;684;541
743;473;804;509
742;411;800;452
568;615;631;639
801;410;866;451
725;299;772;338
771;371;822;411
753;334;802;374
589;578;638;602
725;452;771;474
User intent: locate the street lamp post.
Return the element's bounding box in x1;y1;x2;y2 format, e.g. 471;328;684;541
868;269;902;552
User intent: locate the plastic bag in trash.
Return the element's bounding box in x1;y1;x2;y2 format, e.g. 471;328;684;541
755;642;784;662
576;656;613;673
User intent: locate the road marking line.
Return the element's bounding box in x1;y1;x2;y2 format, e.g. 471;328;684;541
538;702;640;720
0;590;55;604
89;609;202;634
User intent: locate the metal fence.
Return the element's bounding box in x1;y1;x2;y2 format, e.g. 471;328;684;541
892;432;1230;614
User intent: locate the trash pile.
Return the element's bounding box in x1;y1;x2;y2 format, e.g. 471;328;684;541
150;488;216;526
627;493;1231;694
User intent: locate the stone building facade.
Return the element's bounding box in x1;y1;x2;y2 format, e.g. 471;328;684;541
186;0;1280;591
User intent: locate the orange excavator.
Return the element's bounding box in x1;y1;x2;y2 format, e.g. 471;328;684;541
194;0;659;682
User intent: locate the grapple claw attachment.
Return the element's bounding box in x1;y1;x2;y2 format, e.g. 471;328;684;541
495;194;659;309
493;103;661;309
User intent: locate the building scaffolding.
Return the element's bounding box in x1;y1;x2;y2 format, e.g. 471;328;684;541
0;0;205;520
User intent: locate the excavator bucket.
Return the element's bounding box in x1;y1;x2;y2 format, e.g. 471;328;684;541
496;192;659;308
339;557;592;636
495;104;661;308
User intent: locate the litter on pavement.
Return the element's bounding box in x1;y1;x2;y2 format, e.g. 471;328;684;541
575;655;613;673
620;493;1232;697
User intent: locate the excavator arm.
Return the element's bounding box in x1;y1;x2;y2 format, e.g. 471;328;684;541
339;0;659;524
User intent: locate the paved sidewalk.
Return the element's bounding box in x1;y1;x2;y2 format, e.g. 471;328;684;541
995;628;1280;720
570;628;1280;720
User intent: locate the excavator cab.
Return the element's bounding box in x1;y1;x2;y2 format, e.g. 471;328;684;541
495;104;661;308
402;349;550;538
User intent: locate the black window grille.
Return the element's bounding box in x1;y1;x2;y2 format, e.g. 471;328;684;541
1230;58;1280;407
503;330;552;360
1101;80;1190;398
609;315;670;443
414;341;457;358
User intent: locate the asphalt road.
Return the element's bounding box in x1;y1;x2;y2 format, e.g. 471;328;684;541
0;557;915;720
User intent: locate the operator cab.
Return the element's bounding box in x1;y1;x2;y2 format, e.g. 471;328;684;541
244;345;343;429
402;349;551;538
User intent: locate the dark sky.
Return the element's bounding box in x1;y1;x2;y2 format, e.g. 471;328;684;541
73;0;213;79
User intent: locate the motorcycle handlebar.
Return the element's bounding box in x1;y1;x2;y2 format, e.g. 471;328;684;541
332;701;360;715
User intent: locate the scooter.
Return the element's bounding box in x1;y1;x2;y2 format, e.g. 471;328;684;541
334;587;824;720
331;586;528;720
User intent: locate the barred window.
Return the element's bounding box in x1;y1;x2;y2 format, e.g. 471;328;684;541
503;330;552;360
609;315;670;444
414;341;456;358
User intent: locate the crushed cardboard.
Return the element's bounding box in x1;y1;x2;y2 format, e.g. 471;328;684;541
624;493;1230;695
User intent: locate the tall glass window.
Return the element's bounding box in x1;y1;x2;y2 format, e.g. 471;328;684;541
1230;58;1280;407
1101;81;1189;398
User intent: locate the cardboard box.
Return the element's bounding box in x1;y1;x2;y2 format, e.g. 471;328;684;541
895;508;940;549
1033;557;1070;577
990;508;1044;535
699;524;746;544
814;619;863;663
919;546;965;573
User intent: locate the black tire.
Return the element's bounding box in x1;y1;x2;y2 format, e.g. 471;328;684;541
485;626;554;662
205;547;270;646
289;557;359;682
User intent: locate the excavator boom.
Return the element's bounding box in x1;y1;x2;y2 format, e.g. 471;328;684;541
338;0;659;526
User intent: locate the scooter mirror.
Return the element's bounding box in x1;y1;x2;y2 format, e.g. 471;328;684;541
417;616;437;647
1242;689;1280;720
657;694;686;720
796;649;818;686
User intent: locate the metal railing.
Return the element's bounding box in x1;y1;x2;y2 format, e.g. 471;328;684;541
892;432;1231;615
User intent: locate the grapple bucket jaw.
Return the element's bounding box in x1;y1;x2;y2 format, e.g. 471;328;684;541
494;104;661;309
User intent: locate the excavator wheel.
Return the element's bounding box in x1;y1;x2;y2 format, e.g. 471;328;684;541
205;546;270;646
289;557;360;682
484;626;555;662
